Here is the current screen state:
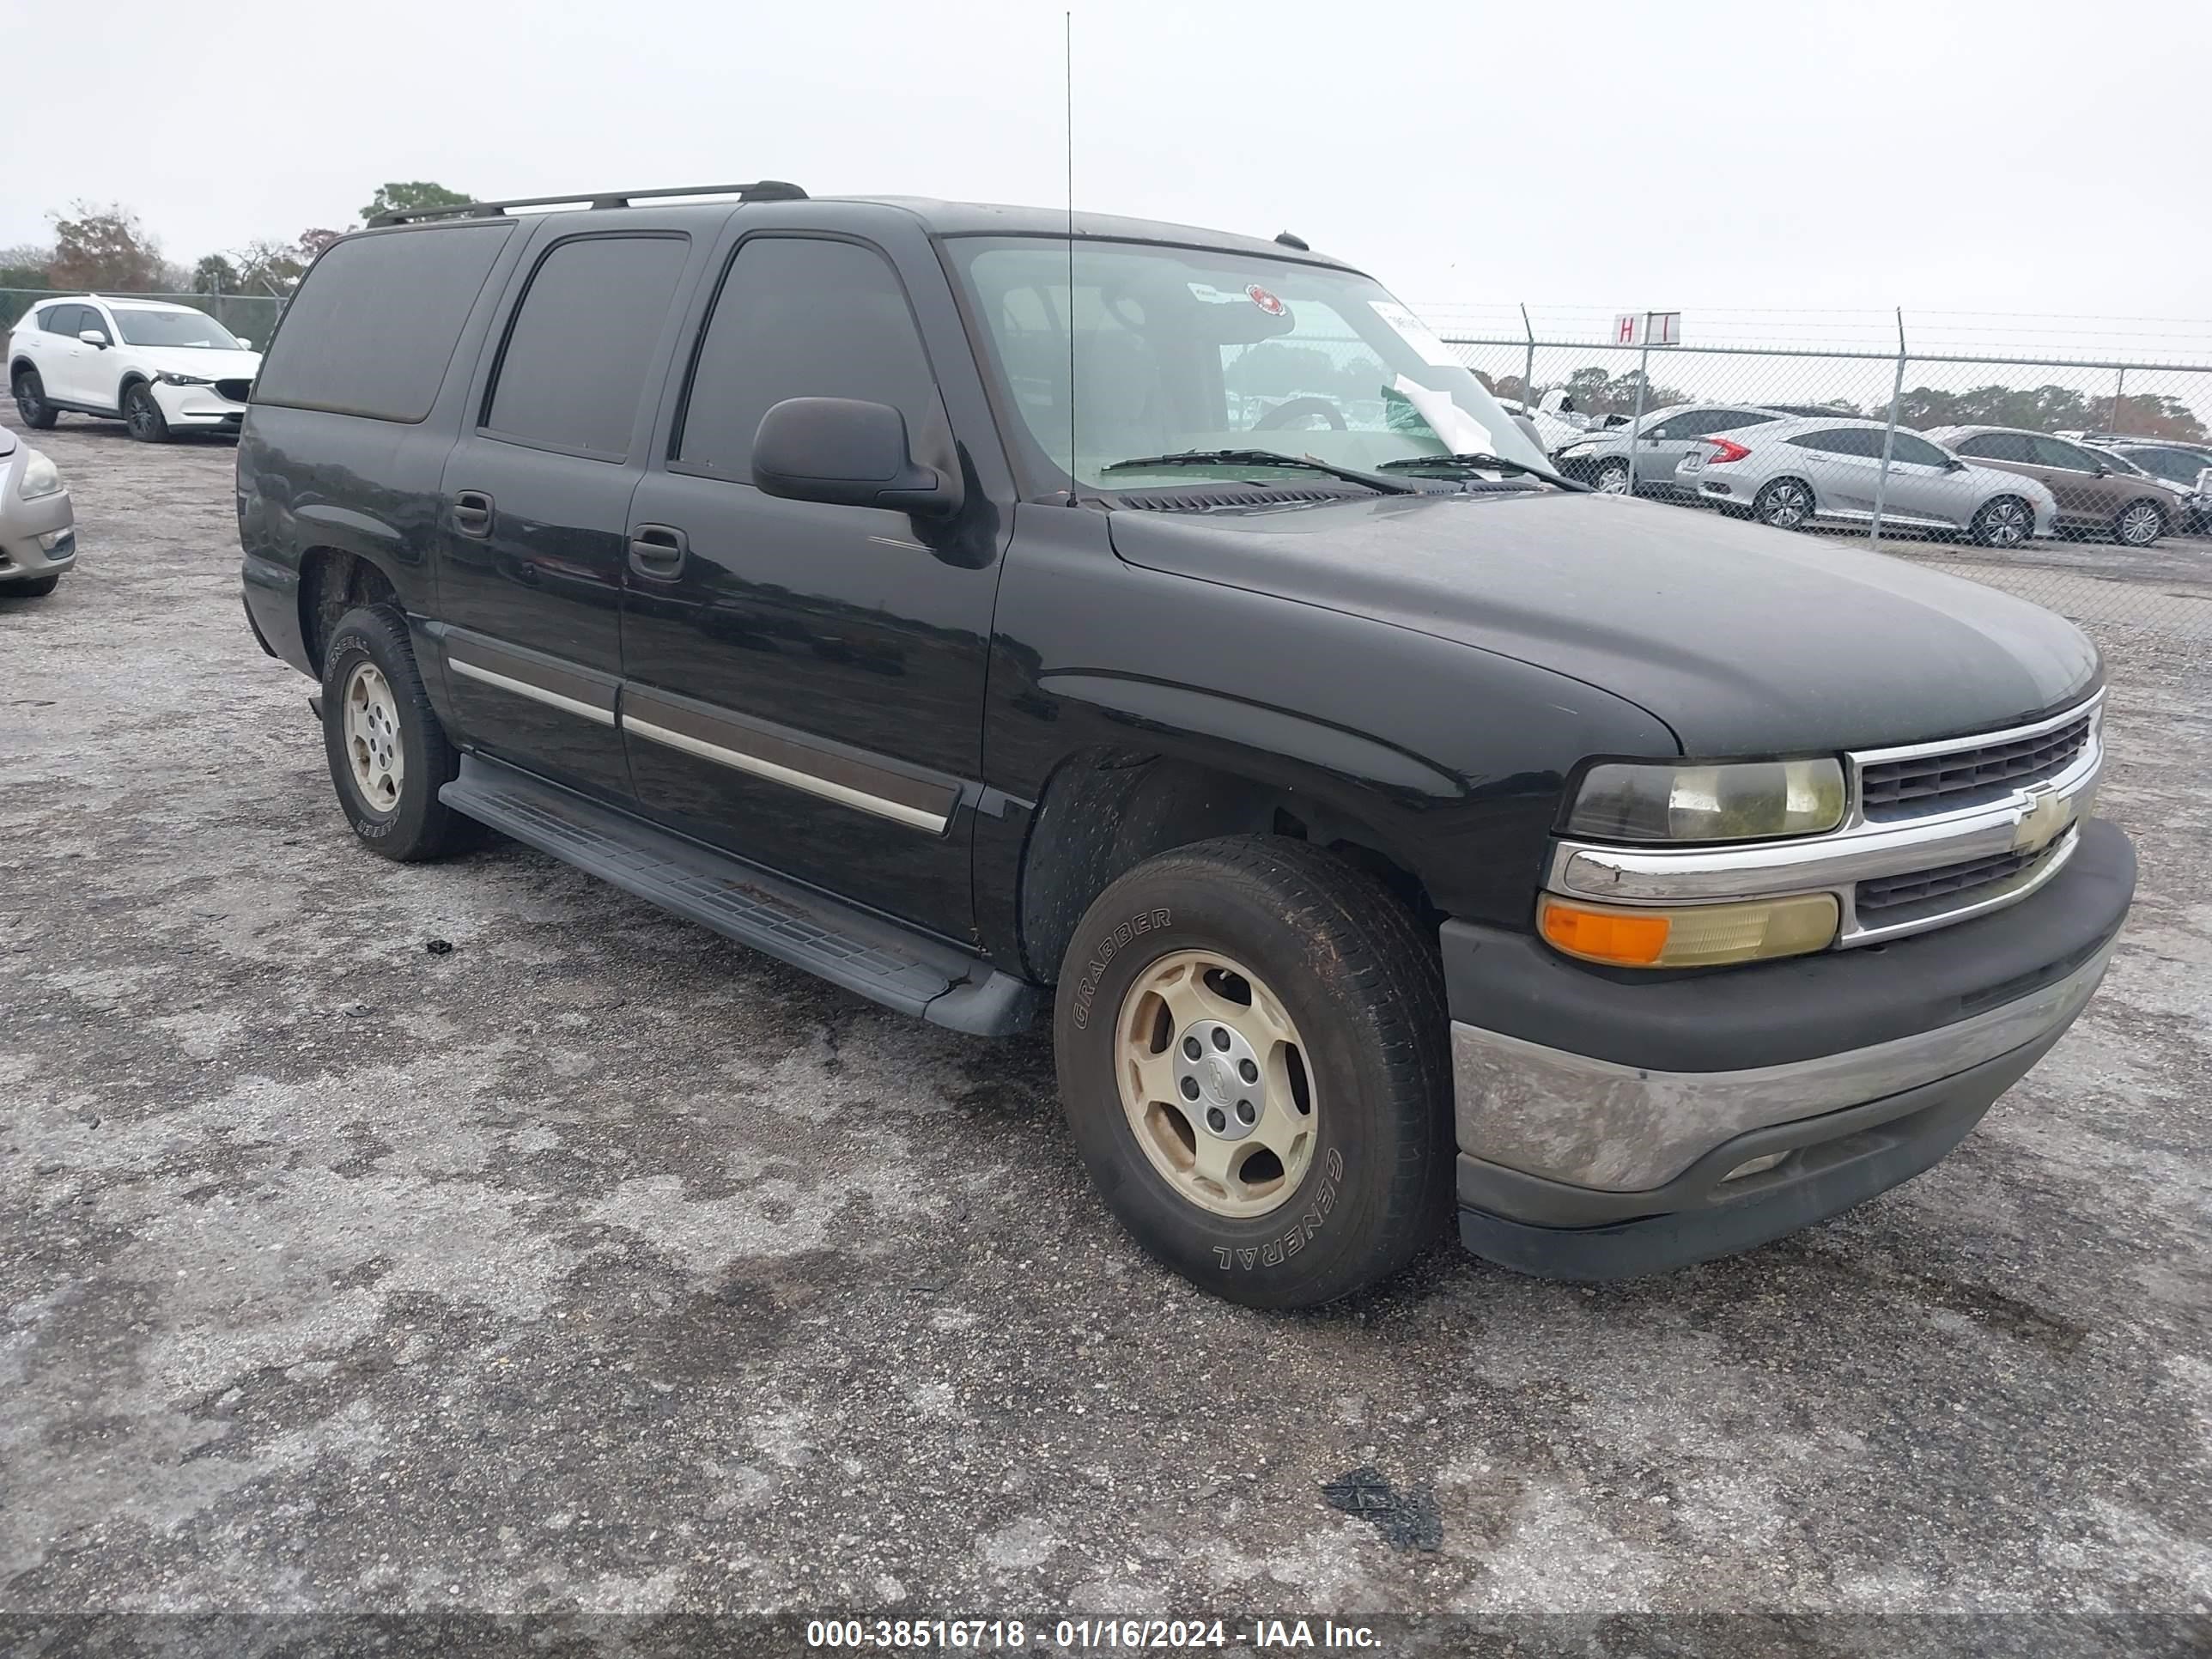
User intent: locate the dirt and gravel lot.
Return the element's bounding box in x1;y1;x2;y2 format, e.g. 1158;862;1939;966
3;411;2209;1648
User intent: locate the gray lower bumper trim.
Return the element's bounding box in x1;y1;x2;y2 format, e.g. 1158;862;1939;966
1452;938;2115;1191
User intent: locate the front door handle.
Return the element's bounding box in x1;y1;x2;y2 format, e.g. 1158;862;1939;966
629;523;689;580
453;490;495;538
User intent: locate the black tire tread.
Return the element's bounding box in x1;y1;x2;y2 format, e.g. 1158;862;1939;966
320;603;482;861
1057;835;1452;1308
12;368;59;430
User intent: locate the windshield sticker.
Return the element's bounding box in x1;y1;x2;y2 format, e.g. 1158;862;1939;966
1187;283;1245;305
1247;284;1288;318
1370;300;1462;368
1392;374;1493;456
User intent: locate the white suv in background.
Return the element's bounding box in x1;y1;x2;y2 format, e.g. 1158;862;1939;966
9;296;262;442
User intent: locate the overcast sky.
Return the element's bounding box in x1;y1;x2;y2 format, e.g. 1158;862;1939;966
12;0;2209;345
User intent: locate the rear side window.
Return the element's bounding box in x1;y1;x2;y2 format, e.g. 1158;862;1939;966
676;237;940;481
1792;428;1881;457
253;222;514;422
1704;410;1773;434
483;234;690;459
1956;433;2033;463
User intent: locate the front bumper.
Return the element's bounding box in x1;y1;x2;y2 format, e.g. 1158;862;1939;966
1446;815;2135;1279
149;380;246;429
1;482;75;583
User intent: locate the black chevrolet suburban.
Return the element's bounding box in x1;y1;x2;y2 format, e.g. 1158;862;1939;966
237;182;2135;1308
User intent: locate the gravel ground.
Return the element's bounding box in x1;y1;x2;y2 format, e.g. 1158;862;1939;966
3;412;2209;1644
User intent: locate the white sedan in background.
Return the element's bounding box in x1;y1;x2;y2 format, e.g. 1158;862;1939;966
1675;416;2057;547
0;427;75;597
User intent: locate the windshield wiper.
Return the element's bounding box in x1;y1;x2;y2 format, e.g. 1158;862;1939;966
1100;449;1420;495
1376;453;1588;491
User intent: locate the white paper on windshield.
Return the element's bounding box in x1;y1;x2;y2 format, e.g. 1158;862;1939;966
1393;374;1493;456
1370;300;1462;368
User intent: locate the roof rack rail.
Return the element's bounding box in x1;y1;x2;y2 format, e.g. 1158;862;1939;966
368;181;808;228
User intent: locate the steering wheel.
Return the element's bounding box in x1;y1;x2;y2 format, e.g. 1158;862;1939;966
1251;396;1347;433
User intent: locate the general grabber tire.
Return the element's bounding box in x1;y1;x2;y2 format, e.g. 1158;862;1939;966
1054;836;1453;1310
320;604;482;861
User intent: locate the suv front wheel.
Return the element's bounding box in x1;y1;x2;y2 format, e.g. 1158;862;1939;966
1054;836;1452;1309
123;382;170;443
319;605;481;861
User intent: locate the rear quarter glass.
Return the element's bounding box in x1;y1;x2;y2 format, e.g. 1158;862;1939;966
252;222;515;422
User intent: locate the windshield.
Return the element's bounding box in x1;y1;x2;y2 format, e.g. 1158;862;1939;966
111;308;240;349
949;238;1549;489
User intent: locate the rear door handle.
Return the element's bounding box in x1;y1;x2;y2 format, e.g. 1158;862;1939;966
629;523;689;580
453;490;495;538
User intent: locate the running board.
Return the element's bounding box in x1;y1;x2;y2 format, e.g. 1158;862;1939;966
441;754;1039;1036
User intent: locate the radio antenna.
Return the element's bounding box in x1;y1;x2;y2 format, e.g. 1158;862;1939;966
1065;9;1077;499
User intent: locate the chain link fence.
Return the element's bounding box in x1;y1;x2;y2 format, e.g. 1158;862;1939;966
1429;309;2212;675
1;288;285;351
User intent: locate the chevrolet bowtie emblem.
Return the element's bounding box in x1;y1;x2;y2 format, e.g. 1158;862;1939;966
2013;789;2073;855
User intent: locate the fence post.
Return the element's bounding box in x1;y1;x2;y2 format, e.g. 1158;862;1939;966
1625;334;1651;495
1869;307;1907;548
1519;303;1535;408
2110;366;2126;436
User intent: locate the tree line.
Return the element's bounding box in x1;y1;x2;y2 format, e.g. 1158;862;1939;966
0;183;471;300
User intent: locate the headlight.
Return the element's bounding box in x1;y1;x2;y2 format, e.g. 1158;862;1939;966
1566;757;1846;842
155;371;214;386
19;448;63;500
1539;891;1839;968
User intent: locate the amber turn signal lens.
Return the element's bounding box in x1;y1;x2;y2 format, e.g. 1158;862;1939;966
1538;899;1673;966
1538;892;1839;969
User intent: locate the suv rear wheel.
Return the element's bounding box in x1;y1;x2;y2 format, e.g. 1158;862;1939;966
12;368;58;429
1054;836;1452;1309
319;605;481;861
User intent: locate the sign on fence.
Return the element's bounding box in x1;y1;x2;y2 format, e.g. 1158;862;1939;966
1613;311;1683;348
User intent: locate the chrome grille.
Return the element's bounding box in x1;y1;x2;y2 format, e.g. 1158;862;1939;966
1856;844;2041;915
1859;713;2091;819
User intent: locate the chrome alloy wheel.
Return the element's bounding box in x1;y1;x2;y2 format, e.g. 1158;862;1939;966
2118;501;2164;547
1979;497;2032;547
342;660;404;813
1113;949;1318;1218
1759;480;1812;529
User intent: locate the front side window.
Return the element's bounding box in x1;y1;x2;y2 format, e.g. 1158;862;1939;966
676;237;940;481
1887;434;1951;468
2029;435;2099;472
484;234;690;459
948;237;1547;489
112;307;240;349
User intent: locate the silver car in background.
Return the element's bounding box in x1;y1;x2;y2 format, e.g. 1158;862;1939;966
1552;402;1790;498
0;427;75;598
1674;416;2057;547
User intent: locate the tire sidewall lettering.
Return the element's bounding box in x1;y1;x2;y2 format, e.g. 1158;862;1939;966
1212;1146;1345;1273
1069;907;1171;1031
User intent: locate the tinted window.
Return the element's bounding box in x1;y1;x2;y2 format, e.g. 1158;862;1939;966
51;305;88;336
35;305;74;334
1642;410;1703;440
2029;435;2099;471
2118;447;2210;484
254;222;514;422
677;238;940;481
1887;433;1952;468
1956;432;2033;462
1791;428;1882;457
484;234;690;459
1704;410;1775;434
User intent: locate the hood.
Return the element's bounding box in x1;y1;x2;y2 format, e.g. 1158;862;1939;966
131;344;263;379
1106;489;2100;755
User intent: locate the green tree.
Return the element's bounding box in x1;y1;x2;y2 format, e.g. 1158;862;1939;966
191;252;240;295
48;203;164;291
358;181;471;225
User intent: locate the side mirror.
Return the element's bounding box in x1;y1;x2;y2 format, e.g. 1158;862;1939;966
751;398;962;517
2092;465;2110;477
236;337;253;349
1944;458;1967;472
79;328;109;349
